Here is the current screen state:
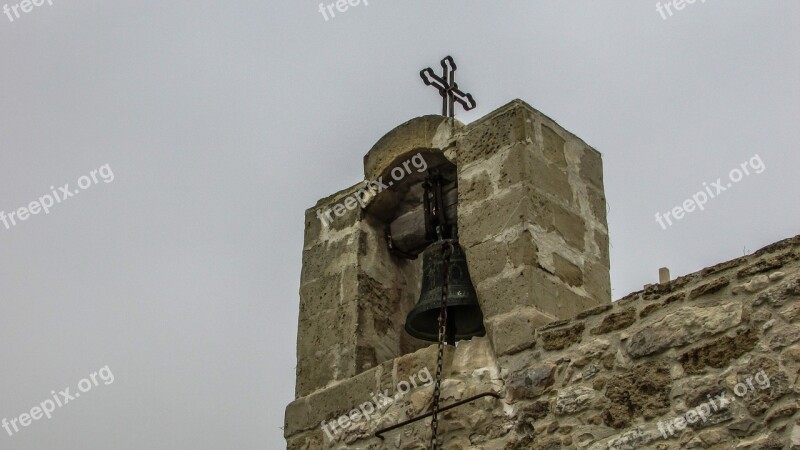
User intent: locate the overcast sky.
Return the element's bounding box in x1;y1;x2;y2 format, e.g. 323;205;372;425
1;1;798;449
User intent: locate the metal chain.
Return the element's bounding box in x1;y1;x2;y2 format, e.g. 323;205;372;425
430;241;453;450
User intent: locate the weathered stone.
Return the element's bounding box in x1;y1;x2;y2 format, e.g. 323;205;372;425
737;253;793;279
736;356;793;417
779;302;800;323
768;324;800;350
395;345;454;389
642;275;695;300
465;237;510;282
697;429;729;447
595;230;610;267
459;169;493;206
476;265;599;320
679;328;760;374
689;276;730;299
507;229;539;267
575;303;612;319
754;276;800;307
541;124;567;169
476;266;558;318
764;401;798;423
488;308;556;356
770;271;786;281
625;303;744;358
450;336;497;376
532;436;563;450
458;182;543;247
579;147;604;190
519;400;552;422
791;424;800;449
458;102;529;166
664;292;686;305
540;322;585;351
286;366;378;437
728;418;760;437
496;144;574;207
781;344;800;366
701;258;744;277
584;261;612;306
602;361;671;428
590;308;636;335
555;386;597;415
640;303;663;318
552;203;586;251
734;433;785;449
552;253;583;287
506;363;556;401
587;188;607;224
596;428;659;450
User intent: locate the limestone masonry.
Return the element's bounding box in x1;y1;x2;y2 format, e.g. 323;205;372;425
285;99;800;449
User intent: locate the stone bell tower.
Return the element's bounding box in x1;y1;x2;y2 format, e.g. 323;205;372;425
285;98;611;449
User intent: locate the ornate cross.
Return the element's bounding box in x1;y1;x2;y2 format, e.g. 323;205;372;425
420;56;477;118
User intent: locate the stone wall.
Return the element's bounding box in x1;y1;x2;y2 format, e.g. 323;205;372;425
285;235;800;449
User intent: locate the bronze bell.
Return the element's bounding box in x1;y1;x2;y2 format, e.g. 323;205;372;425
405;239;486;343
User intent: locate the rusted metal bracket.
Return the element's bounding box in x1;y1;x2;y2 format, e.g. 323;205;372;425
374;391;502;440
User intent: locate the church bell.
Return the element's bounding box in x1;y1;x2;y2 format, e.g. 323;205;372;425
404;239;486;342
396;168;486;344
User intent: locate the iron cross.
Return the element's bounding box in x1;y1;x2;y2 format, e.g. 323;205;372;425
420;56;477;118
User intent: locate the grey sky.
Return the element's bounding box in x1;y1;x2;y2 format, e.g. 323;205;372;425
1;1;798;448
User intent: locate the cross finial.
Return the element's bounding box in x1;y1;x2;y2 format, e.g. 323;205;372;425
420;56;477;118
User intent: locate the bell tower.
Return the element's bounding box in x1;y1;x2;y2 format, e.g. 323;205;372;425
285;94;611;448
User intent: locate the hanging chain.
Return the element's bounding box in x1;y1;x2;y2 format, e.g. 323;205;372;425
430;240;453;450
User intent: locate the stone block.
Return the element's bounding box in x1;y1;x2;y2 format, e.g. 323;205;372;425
552;202;586;251
553;253;583;287
300;237;359;285
506;362;557;401
584;261;612;306
458;102;529;167
625;303;744;359
594;231;610;268
450;336;498;376
579;147;604;191
464;237;509;284
678;328;759;374
458;183;547;248
541;124;568;169
555;386;597;415
459;169;494;206
298;304;356;353
586;187;607;225
487;307;557;356
298;273;342;319
394;344;454;389
539;322;585;351
286;429;324;449
689;276;730;299
507;229;539;269
299;367;380;436
496;144;574;206
590;308;636;335
476;266;560;318
296;343;355;398
737;253;794;279
602;361;671;428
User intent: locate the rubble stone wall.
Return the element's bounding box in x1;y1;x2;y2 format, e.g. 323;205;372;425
286;235;800;449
